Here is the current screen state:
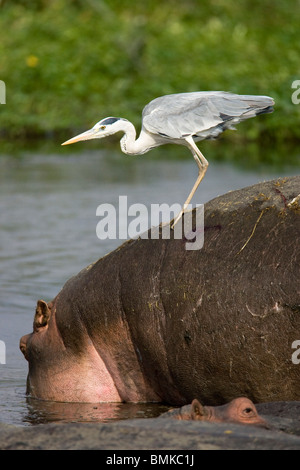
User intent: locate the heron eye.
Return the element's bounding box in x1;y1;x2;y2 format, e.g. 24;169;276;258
100;125;106;130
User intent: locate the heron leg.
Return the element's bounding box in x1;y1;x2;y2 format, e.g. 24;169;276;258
172;136;209;227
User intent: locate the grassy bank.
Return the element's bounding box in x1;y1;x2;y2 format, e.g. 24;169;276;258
0;0;300;164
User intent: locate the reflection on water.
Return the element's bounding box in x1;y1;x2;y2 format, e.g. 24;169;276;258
24;398;170;425
0;145;298;426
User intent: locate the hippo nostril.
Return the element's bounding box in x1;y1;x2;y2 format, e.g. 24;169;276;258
20;344;27;357
19;337;29;360
19;334;31;359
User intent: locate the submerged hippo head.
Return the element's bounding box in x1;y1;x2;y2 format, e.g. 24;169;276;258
164;397;268;428
19;299;121;403
192;397;268;427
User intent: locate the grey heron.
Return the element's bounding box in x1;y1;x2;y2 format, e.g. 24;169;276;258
62;91;274;225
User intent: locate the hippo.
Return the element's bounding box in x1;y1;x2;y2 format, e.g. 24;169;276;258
20;176;300;404
159;397;269;428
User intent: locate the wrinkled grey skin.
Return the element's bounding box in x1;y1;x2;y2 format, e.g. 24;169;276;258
20;176;300;404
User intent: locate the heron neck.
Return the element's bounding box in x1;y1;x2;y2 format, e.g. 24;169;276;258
120;121;154;155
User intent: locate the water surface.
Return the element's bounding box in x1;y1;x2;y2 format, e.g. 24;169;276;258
0;147;298;426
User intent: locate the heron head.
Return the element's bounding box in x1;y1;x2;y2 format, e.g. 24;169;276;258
61;117;127;145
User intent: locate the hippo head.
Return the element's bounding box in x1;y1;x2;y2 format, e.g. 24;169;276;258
191;397;269;428
19;299;121;403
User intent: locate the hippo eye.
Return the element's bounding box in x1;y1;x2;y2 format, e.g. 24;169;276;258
243;407;255;416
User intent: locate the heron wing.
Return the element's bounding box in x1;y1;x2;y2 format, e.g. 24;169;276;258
142;92;274;139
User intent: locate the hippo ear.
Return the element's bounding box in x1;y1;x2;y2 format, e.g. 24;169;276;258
33;300;51;331
191;399;206;420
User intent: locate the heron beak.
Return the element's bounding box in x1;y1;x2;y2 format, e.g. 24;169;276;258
61;128;98;146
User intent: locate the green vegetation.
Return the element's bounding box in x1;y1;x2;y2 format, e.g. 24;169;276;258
0;0;299;164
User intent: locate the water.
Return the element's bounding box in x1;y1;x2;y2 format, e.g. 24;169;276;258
0;146;298;426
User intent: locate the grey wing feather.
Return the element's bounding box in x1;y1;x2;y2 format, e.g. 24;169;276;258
142;92;274;140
